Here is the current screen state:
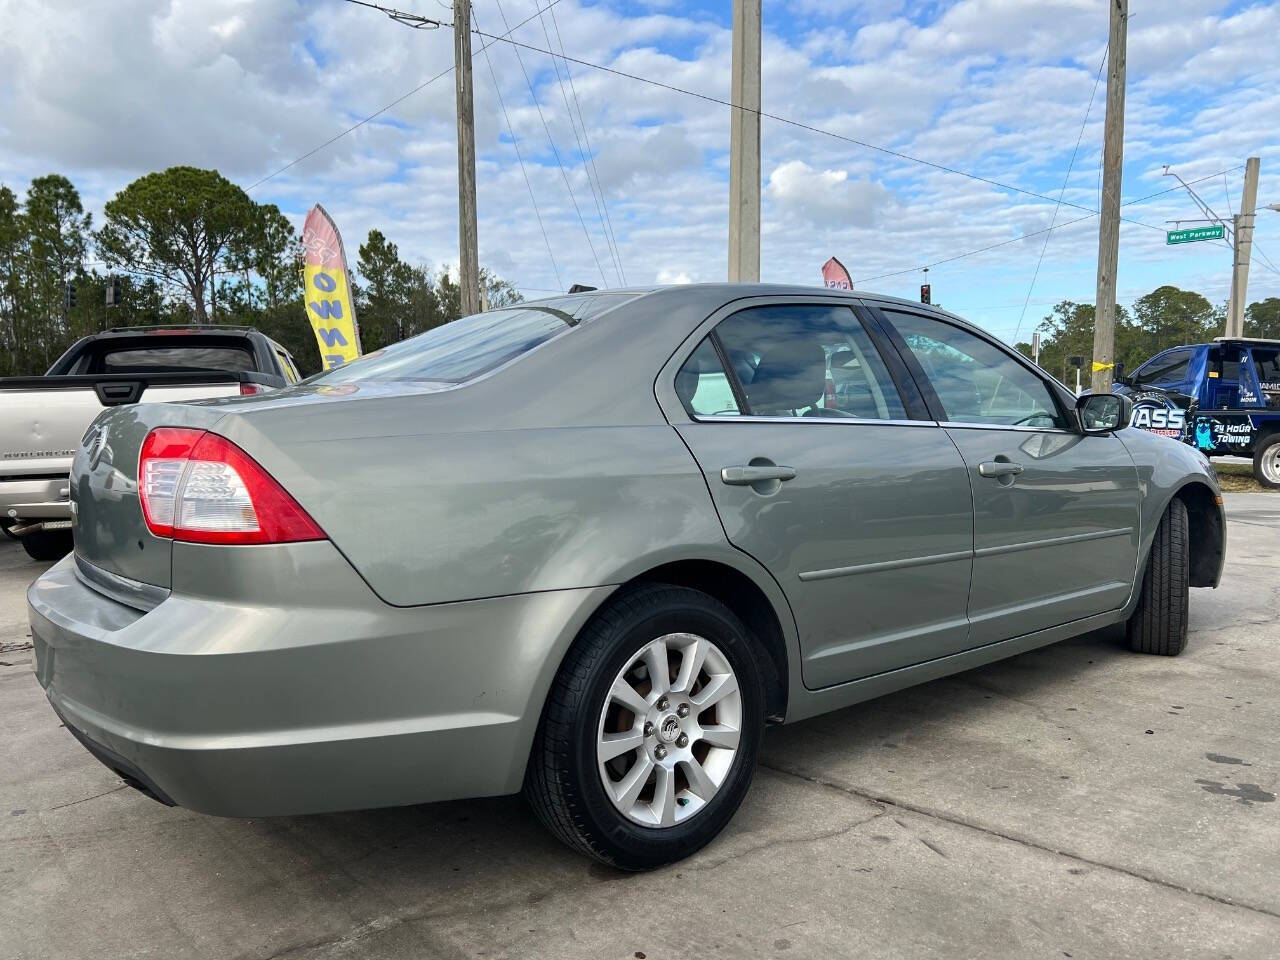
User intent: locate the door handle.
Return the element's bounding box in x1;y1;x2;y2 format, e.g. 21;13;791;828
978;460;1024;479
721;464;797;485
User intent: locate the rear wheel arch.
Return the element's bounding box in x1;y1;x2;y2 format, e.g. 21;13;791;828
626;559;790;722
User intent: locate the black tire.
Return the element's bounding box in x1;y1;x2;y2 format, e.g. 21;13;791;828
1126;498;1189;656
1253;434;1280;489
20;529;73;562
525;583;765;870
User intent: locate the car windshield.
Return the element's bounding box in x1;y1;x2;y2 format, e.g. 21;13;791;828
312;294;633;385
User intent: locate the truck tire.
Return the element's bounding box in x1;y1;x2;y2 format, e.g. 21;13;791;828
21;530;73;563
1253;434;1280;489
1126;498;1189;656
525;583;764;870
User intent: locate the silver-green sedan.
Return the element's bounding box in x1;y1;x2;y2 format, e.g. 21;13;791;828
29;285;1225;870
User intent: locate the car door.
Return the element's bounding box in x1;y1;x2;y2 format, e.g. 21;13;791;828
875;306;1141;646
662;298;975;688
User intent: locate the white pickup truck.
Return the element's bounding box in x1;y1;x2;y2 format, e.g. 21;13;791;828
1;325;302;560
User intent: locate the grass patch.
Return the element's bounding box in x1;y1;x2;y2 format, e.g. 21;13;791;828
1214;461;1273;493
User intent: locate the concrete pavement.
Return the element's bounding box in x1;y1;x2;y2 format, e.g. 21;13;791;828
1;495;1277;959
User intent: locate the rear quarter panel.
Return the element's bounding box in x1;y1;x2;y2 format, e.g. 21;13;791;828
220;419;733;607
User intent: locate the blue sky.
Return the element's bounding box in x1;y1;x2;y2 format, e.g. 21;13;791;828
1;0;1277;344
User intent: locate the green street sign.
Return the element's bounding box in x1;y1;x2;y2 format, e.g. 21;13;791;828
1167;224;1225;245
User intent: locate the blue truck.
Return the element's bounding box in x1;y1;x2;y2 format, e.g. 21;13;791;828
1114;337;1280;487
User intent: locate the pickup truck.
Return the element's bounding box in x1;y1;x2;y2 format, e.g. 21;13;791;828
1;326;301;560
1114;336;1280;488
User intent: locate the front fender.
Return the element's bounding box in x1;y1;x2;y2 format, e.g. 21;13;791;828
1118;428;1225;612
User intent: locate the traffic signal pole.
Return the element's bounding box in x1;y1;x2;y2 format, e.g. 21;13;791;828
1090;0;1127;395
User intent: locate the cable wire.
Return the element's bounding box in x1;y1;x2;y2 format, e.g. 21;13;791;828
851;168;1242;286
544;0;626;284
473;7;563;291
247;0;566;192
470;28;1166;233
1011;47;1107;345
491;0;611;286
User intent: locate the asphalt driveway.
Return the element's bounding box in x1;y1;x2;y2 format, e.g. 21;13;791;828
2;494;1277;959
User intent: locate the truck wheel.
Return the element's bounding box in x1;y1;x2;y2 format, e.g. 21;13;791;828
21;530;73;562
1253;434;1280;489
1126;498;1189;656
525;583;764;870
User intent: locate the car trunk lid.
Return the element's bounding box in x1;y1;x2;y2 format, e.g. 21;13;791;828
71;401;229;589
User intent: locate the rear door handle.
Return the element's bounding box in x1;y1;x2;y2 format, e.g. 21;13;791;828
721;464;797;485
978;460;1024;478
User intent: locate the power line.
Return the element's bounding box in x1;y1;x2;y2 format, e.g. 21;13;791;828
1011;47;1108;345
547;0;626;284
535;1;624;284
491;0;611;286
247;0;565;193
851;168;1242;285
470;27;1166;234
473;6;563;291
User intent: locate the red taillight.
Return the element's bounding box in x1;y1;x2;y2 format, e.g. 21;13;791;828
138;427;325;545
239;382;267;396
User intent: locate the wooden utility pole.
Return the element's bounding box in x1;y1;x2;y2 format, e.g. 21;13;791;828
1227;156;1261;337
454;0;480;316
1090;0;1128;395
728;0;761;283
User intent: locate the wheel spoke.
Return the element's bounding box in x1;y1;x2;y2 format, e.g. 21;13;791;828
698;723;741;750
609;676;650;717
691;671;738;710
680;757;717;801
651;762;678;826
672;636;709;694
598;729;644;762
642;639;671;697
612;754;654;810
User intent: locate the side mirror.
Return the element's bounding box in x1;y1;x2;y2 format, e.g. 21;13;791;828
1112;362;1129;386
1077;393;1132;434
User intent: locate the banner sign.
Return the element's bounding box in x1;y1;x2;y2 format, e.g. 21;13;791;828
301;205;362;369
821;257;853;290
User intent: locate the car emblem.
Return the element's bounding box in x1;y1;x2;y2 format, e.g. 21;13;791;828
87;428;110;470
659;715;681;743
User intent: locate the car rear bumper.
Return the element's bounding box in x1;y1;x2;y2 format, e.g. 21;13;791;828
29;545;612;817
0;476;72;520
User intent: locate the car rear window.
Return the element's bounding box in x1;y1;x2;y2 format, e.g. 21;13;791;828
315;294;634;385
96;345;256;373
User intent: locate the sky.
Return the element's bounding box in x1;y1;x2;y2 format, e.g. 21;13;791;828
1;0;1278;344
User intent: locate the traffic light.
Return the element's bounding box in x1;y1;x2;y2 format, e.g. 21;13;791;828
64;280;77;311
920;283;931;305
106;276;123;306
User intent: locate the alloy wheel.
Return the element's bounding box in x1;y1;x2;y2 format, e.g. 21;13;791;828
596;632;742;827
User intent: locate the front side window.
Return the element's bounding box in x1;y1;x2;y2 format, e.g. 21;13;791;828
315;294;633;384
884;310;1066;429
1133;349;1192;388
695;304;906;419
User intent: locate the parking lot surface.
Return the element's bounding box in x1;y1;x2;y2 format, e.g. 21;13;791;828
2;493;1277;960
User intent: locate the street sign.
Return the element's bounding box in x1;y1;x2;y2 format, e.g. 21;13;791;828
1166;224;1224;245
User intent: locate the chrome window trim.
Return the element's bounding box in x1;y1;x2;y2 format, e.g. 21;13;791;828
937;421;1080;435
686;415;940;428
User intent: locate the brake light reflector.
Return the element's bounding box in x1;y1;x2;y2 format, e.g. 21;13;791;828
239;382;267;396
138;428;325;544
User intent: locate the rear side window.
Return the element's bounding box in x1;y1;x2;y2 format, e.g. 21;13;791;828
315;295;632;384
96;345;256;373
681;304;907;420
